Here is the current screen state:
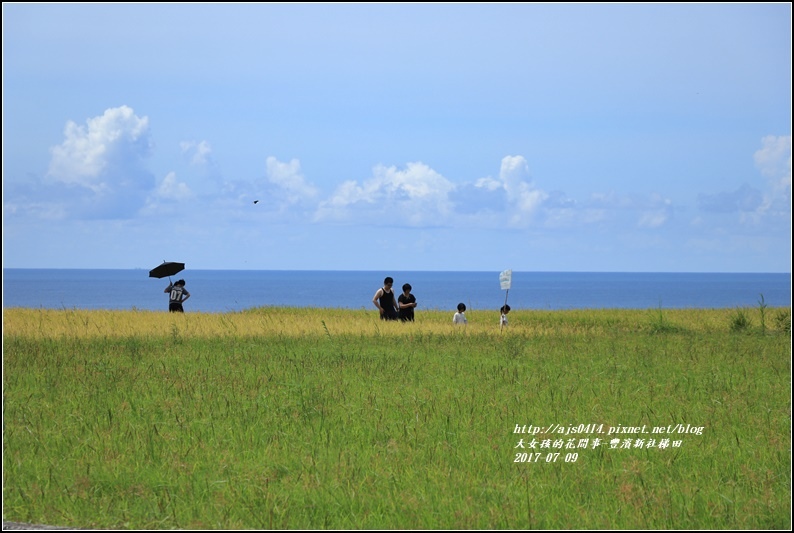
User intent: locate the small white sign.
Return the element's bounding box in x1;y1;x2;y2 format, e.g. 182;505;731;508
499;269;512;290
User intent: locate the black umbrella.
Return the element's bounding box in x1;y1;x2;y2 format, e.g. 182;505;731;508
149;261;185;282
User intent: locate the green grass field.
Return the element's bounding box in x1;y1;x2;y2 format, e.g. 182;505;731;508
3;306;791;529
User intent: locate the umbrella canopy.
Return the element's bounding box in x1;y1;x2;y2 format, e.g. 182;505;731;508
149;261;185;279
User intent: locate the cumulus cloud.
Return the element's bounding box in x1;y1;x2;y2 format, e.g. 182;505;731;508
46;105;155;218
48;105;151;190
181;140;214;167
314;155;556;228
155;171;193;201
313;154;572;230
753;135;791;217
695;136;791;225
265;156;320;206
450;180;506;215
499;156;530;194
474;176;502;192
450;156;550;226
489;155;549;223
140;171;195;216
754;135;792;192
316;162;456;226
486;156;548;226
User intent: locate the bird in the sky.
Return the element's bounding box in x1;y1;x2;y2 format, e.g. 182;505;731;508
253;200;259;204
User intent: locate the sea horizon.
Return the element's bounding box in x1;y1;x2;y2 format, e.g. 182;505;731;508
3;268;790;313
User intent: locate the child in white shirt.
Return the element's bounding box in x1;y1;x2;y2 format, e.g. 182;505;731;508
500;304;511;327
453;303;468;325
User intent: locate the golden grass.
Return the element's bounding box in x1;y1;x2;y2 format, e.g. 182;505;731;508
4;306;786;339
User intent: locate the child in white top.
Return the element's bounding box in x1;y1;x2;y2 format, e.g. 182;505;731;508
500;304;511;327
453;303;468;325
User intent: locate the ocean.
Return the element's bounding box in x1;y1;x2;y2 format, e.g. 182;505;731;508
2;269;790;313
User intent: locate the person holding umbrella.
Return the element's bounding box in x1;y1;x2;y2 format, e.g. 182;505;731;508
149;261;189;312
165;279;190;312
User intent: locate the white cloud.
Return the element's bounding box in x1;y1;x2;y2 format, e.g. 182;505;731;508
498;155;549;226
155;171;193;201
474;176;502;192
43;105;155;219
450;156;550;227
48;105;151;192
499;155;530;195
754;135;792;191
180;140;213;166
266;156;319;205
753;135;791;218
316;162;456;226
690;137;790;230
315;156;554;228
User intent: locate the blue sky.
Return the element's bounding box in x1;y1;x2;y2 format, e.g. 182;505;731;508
3;3;791;272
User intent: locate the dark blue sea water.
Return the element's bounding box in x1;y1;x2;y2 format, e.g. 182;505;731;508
2;269;790;313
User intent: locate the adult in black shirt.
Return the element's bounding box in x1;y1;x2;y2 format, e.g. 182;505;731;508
164;279;190;312
372;276;399;320
398;283;417;322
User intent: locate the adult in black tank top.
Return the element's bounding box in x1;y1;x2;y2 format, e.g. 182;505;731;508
372;276;399;320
